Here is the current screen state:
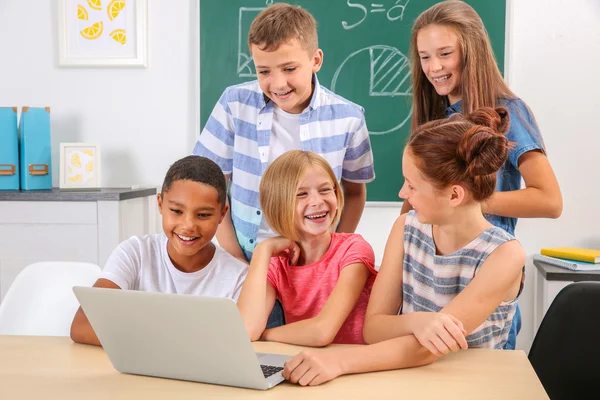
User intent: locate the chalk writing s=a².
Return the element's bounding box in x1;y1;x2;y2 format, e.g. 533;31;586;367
387;0;410;21
342;0;410;30
342;1;367;30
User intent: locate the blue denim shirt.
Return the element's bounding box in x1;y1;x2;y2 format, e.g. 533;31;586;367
445;98;544;235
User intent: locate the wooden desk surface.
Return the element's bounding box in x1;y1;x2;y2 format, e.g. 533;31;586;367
0;336;548;400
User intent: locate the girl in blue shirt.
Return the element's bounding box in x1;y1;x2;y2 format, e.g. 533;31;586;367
402;0;563;349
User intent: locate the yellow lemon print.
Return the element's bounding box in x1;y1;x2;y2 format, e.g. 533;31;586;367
77;4;89;20
68;174;83;183
83;149;94;157
85;176;94;183
107;0;126;21
87;0;102;11
80;21;104;40
68;166;73;175
109;29;127;45
85;161;94;174
70;153;82;168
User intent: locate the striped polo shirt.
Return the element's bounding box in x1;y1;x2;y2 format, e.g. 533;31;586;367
401;211;522;349
193;74;375;260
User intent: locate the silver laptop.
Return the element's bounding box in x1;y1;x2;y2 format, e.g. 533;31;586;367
73;286;292;390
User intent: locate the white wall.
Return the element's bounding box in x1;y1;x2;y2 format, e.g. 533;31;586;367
1;0;598;352
499;0;600;350
0;0;197;189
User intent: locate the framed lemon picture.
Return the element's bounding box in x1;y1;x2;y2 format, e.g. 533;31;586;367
59;143;102;190
58;0;147;67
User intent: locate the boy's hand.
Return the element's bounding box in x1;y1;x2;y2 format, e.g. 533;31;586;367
262;237;301;266
282;349;343;386
412;312;468;356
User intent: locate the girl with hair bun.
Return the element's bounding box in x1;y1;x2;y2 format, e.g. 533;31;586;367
403;0;563;349
281;107;526;386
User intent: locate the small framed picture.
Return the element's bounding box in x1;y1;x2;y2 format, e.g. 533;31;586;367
59;143;102;190
57;0;148;67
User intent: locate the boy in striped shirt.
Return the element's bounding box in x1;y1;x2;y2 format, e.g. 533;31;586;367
193;3;375;266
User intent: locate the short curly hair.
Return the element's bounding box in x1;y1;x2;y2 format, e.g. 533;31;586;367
161;156;226;207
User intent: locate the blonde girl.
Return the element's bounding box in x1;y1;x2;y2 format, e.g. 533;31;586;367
237;150;376;346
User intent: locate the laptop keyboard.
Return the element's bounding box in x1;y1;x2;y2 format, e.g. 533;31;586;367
261;365;284;378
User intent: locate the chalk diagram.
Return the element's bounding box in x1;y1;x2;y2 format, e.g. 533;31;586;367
331;45;413;135
237;0;273;77
237;7;261;77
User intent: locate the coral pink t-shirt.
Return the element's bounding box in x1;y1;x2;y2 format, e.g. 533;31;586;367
266;233;376;344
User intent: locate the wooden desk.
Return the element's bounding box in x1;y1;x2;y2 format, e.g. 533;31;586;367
0;336;547;399
533;259;600;330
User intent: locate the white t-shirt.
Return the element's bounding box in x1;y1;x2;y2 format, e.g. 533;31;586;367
256;105;302;243
100;233;248;301
268;105;302;163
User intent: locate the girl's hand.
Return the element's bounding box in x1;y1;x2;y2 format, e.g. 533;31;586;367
282;349;343;386
262;237;301;266
412;312;468;356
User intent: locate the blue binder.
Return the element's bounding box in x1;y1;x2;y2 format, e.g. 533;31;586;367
19;107;52;190
0;107;20;190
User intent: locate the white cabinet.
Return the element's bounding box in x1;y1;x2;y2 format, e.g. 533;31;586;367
0;188;157;303
533;259;600;332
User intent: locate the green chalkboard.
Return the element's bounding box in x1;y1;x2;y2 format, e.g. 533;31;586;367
200;0;506;202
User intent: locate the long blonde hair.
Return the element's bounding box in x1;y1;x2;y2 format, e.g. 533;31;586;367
409;0;515;130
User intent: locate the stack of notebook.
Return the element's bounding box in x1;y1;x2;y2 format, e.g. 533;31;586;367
534;247;600;271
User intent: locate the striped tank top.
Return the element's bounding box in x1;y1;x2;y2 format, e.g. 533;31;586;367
402;211;522;349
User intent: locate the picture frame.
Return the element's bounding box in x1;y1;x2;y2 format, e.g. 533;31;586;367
59;143;102;190
57;0;147;67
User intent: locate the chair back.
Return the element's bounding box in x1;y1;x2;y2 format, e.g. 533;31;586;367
0;261;101;336
528;281;600;400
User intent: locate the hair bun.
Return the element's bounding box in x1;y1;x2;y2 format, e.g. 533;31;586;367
457;125;509;178
465;106;510;136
